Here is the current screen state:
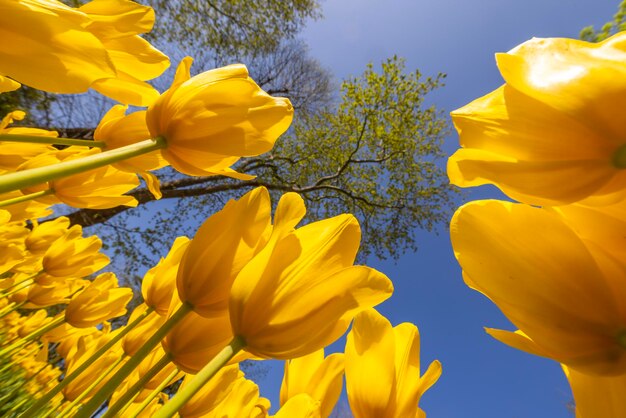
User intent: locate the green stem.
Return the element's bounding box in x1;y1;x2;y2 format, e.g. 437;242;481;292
153;336;246;418
0;134;106;148
22;307;154;417
74;303;192;418
127;368;178;418
0;189;54;208
57;355;125;418
0;136;166;194
102;353;171;418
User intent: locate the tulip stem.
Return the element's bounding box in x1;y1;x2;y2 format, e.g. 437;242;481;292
0;134;106;148
0;189;54;208
22;306;154;417
0;136;166;194
153;335;246;418
74;303;192;418
102;353;171;418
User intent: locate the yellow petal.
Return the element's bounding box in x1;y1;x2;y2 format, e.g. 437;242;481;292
0;75;20;92
564;364;626;418
345;309;396;418
451;200;626;374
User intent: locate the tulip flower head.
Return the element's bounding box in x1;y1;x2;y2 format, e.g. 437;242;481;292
449;32;626;206
280;349;344;418
345;309;441;418
65;272;133;327
229;192;394;359
451;200;626;375
146;57;293;178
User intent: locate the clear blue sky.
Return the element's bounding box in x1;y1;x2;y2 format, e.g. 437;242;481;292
255;1;618;417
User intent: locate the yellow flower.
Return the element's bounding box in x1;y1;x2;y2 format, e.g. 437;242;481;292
345;309;441;418
142;236;190;315
0;0;168;103
177;364;242;418
280;349;344;418
448;32;626;206
25;216;70;255
122;304;165;356
146;57;293;178
78;0;169;106
274;394;320;418
0;0;115;93
65;272;133;327
176;187;271;317
563;364;626;418
161;306;241;374
20;147;140;209
42;224;109;278
229;192;393;359
0;111;57;174
26;279;86;308
95;105;168;198
451;200;626;375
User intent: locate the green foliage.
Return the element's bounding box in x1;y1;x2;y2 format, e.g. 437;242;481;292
146;0;322;63
267;56;456;260
580;0;626;41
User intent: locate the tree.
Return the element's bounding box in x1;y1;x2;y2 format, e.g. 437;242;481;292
65;56;456;275
580;0;626;41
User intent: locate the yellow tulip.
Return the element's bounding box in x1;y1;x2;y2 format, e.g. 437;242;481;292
0;190;52;222
0;0;116;93
17;309;52;338
26;278;86;307
142;236;190;315
280;349;344;418
20;147;140;209
177;364;242;418
161;307;240;374
451;200;626;375
274;394;320;418
63;341;124;402
122;305;166;356
563;365;626;418
345;309;441;418
176;187;271;317
95;105;168;199
42;224;109;278
25;216;70;255
448;32;626;206
230;192;393;359
65;272;133;327
200;377;262;418
0;111;57;173
79;0;169;106
146;57;293;177
0;0;168;103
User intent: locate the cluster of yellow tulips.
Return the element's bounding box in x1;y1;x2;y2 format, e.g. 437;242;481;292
0;0;441;417
449;33;626;417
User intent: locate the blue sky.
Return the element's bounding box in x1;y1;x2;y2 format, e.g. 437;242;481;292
254;1;619;417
